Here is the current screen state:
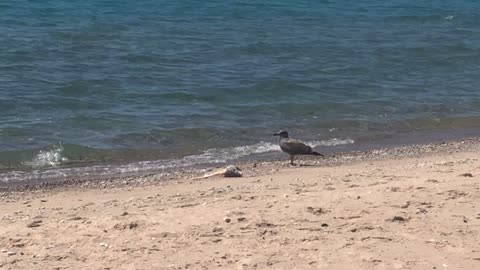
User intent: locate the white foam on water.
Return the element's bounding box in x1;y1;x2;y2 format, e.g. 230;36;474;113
309;138;355;147
0;138;354;184
22;144;69;168
131;141;281;170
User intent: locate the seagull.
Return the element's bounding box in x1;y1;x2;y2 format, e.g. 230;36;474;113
273;130;324;165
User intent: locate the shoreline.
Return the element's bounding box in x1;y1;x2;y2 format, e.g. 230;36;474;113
2;135;480;193
3;126;480;189
1;136;480;269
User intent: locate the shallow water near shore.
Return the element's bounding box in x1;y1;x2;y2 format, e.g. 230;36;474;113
2;129;480;187
2;1;480;183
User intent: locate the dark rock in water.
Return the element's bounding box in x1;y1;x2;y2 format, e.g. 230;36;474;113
223;165;242;177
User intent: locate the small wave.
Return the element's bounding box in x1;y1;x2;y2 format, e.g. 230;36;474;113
310;138;355;147
445;15;454;20
165;138;353;166
173;141;280;165
22;144;68;168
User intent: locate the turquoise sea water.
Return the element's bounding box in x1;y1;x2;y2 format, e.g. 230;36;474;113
1;1;480;183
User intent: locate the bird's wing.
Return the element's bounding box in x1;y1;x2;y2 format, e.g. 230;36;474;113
280;138;313;155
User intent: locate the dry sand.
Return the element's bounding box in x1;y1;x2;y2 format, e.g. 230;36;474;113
1;145;480;269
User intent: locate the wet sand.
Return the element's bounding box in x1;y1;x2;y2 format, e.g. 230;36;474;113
1;139;480;269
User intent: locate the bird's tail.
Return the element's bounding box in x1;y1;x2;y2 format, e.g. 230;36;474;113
311;151;324;157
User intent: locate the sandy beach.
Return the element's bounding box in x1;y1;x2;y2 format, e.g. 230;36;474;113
1;140;480;270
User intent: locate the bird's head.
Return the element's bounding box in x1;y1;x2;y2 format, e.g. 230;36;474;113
273;130;289;138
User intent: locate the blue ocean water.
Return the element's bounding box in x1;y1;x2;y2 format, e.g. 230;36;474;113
1;1;480;182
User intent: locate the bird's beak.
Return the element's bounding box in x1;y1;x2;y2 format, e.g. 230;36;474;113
273;132;279;136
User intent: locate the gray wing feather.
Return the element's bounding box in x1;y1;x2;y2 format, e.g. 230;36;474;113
280;138;313;155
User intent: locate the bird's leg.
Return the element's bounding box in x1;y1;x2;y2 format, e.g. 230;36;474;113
290;155;295;166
